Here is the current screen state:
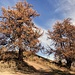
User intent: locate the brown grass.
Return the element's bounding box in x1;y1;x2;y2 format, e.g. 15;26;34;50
0;51;75;75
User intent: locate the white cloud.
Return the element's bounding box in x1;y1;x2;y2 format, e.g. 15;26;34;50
38;29;51;47
55;0;75;12
34;22;51;48
34;23;55;60
55;0;75;24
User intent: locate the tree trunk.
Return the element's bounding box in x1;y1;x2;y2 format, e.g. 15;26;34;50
18;48;23;61
66;58;72;68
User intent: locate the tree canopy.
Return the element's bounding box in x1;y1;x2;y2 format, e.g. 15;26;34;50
47;18;75;63
0;1;43;60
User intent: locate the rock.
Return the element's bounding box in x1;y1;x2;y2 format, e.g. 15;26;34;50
61;59;67;66
71;61;75;71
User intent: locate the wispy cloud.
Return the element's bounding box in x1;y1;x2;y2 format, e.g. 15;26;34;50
55;0;75;12
34;23;54;60
34;22;51;48
55;0;75;24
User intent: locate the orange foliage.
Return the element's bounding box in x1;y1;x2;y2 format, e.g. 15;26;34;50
0;1;42;60
48;18;75;61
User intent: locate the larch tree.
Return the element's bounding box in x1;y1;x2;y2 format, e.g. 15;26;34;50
0;1;43;60
47;18;75;67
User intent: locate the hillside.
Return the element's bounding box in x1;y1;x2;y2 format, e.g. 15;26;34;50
0;51;75;75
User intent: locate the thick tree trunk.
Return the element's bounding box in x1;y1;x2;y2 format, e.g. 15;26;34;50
18;48;23;61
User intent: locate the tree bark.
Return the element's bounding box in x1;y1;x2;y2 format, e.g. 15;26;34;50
18;48;23;61
66;58;72;68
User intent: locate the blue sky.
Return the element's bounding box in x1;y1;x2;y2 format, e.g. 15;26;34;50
0;0;75;29
24;0;67;29
0;0;75;60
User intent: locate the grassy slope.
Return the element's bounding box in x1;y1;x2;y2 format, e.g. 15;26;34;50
0;51;75;75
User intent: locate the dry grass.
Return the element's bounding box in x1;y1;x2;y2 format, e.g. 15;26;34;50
0;51;75;75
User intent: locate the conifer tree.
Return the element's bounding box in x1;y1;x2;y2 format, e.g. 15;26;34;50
47;18;75;67
0;1;43;60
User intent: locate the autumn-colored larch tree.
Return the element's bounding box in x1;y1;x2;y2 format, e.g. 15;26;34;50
47;18;75;67
0;1;43;60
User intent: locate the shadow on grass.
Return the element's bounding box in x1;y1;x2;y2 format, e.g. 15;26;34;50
14;59;37;74
39;69;75;75
2;58;75;75
2;58;37;74
11;59;75;75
